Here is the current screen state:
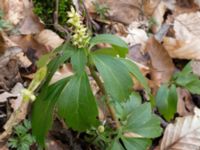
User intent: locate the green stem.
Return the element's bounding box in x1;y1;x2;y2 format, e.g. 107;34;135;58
89;66;120;129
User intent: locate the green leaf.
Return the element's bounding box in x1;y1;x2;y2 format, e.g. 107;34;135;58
185;80;200;94
118;98;161;150
122;137;151;150
36;52;54;68
90;34;128;57
156;84;178;121
93;48;118;56
121;92;142;120
120;59;150;94
175;74;198;86
92;54;133;101
41;43;75;89
108;139;124;150
71;48;87;72
32;77;71;146
57;72;98;131
123;103;162;138
180;61;192;75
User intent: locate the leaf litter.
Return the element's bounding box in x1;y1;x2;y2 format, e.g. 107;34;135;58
1;0;200;149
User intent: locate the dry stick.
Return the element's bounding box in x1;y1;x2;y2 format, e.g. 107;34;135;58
53;0;70;40
89;66;120;129
0;101;29;141
80;0;100;31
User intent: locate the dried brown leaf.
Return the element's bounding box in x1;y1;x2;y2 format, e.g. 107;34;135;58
160;107;200;150
144;0;167;32
0;0;43;34
164;12;200;59
34;29;64;50
97;0;143;25
145;37;175;87
177;88;195;117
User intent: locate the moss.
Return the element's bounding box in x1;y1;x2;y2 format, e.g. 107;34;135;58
33;0;72;26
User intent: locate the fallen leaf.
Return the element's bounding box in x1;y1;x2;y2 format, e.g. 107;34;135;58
164;12;200;59
34;29;64;50
0;0;43;34
123;22;148;48
144;0;167;32
0;59;21;90
9;35;47;57
50;64;73;84
9;83;24;111
16;52;32;68
191;60;200;77
145;37;175;88
98;0;144;25
0;91;17;103
194;0;200;7
177;88;195;117
160;107;200;150
0;32;6;54
0;0;24;25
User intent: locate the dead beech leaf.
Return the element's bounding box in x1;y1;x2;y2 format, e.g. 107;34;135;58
164;12;200;59
174;12;200;41
145;37;175;87
0;91;17;103
0;0;24;25
191;60;200;76
160;107;200;150
34;29;64;50
97;0;143;25
0;0;43;34
123;132;143;138
194;0;200;7
0;32;6;54
177;88;194;117
9;83;24;111
9;35;47;56
144;0;167;32
123;23;148;48
50;64;73;84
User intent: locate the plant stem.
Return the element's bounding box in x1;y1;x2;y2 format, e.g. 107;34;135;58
89;66;120;129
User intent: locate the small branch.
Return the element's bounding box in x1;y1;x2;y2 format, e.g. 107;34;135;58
89;66;120;129
0;101;29;141
53;0;70;40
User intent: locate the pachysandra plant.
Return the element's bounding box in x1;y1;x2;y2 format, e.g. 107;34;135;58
31;7;162;149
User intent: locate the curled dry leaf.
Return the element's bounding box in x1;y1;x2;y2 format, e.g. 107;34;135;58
97;0;143;25
0;32;6;54
0;0;24;25
191;60;200;77
194;0;200;7
50;64;73;84
9;35;48;57
0;0;43;34
0;91;18;103
144;0;167;32
9;83;24;111
145;37;175;88
164;12;200;59
34;29;64;50
160;107;200;150
123;22;148;49
177;88;195;117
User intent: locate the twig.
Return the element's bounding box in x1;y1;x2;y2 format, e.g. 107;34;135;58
79;0;100;31
53;0;70;40
0;101;29;141
89;66;120;129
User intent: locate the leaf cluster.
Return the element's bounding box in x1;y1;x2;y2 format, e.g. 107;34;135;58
155;62;200;122
8;120;36;150
32;33;162;149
